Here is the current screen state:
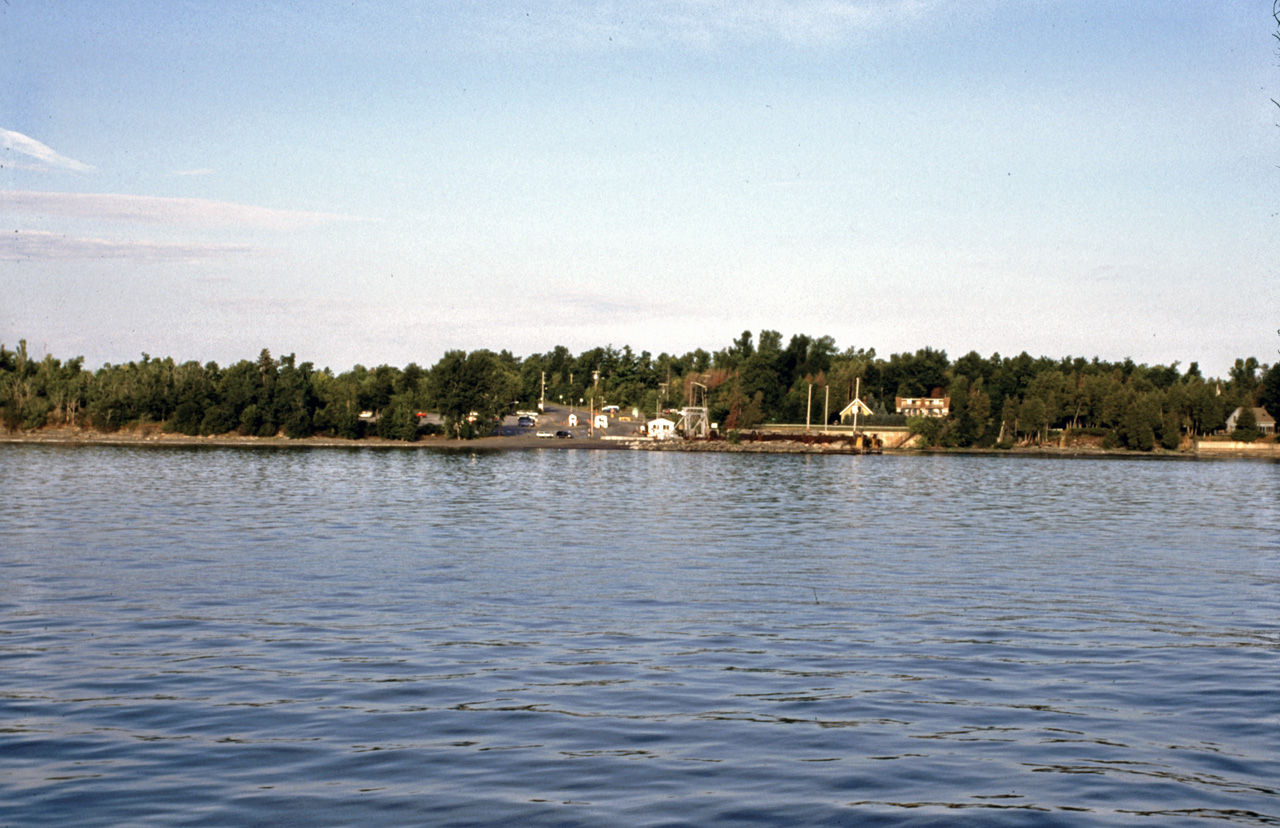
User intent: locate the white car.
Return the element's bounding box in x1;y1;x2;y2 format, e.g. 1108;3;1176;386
536;431;554;438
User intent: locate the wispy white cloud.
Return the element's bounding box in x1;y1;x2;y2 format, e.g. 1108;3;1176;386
171;168;216;177
0;229;257;261
480;0;943;50
0;128;94;172
0;190;368;229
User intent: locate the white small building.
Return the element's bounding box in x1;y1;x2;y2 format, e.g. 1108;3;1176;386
839;398;873;423
593;414;609;429
1226;406;1276;434
567;413;578;427
647;417;676;439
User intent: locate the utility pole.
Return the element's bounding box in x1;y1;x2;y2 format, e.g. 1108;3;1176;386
823;386;829;435
806;383;813;432
853;377;861;433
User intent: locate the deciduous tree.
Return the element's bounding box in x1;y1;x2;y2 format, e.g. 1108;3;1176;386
427;350;519;439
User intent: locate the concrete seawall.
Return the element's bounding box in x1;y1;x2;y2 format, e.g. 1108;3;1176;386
1195;440;1280;456
749;425;917;449
862;429;917;449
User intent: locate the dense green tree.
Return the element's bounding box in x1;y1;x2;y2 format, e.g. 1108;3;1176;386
1145;362;1182;389
998;397;1019;444
359;365;398;415
1259;363;1280;422
0;333;1256;451
1233;405;1258;433
165;362;210;436
968;382;994;445
427;350;519;438
1018;397;1048;444
1185;380;1224;436
941;375;990;447
1228;357;1260;396
879;347;949;401
908;415;944;447
1121;395;1162;451
722;379;764;430
274;356;318;438
1101;383;1134;429
737;351;782;417
758;330;783;355
376;399;419;441
1160;410;1182;450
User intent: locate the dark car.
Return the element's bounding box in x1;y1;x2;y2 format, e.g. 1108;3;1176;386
555;430;572;438
517;416;535;428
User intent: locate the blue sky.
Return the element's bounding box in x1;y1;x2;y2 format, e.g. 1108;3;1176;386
3;0;1277;376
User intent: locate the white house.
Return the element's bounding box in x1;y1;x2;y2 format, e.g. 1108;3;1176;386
896;396;950;418
593;414;609;429
1225;406;1276;435
647;417;676;439
567;413;578;427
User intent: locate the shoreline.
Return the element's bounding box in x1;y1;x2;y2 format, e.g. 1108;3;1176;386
3;426;1275;459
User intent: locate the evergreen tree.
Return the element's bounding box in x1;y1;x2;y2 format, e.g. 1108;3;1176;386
1234;405;1258;434
1260;364;1280;423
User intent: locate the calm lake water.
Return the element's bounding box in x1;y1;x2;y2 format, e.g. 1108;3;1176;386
1;445;1278;826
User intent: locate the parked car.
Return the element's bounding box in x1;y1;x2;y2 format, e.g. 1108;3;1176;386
536;431;554;438
555;430;572;438
518;416;536;427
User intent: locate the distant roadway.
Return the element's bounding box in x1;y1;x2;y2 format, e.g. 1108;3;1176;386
494;403;650;440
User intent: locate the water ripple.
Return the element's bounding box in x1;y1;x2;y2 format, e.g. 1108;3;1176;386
1;446;1278;826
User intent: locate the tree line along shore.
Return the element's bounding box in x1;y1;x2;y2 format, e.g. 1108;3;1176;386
2;332;1278;451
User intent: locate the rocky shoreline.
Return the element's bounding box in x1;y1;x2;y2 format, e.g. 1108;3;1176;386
4;425;1268;459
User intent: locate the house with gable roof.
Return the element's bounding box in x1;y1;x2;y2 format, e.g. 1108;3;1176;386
1225;406;1276;435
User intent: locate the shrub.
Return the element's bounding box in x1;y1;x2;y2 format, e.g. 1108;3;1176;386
858;413;909;427
165;401;203;436
907;416;943;447
21;398;52;430
238;403;262;436
200;406;237;436
282;411;314;439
